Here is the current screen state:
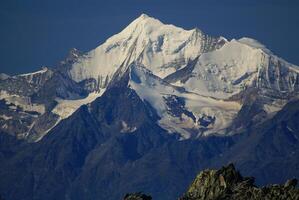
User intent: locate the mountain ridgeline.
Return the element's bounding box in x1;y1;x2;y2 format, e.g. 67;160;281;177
124;164;299;200
0;14;299;200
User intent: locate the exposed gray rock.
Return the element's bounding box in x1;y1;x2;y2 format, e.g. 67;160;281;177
179;164;299;200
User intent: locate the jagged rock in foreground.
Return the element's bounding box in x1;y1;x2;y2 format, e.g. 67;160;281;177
123;192;152;200
179;164;299;200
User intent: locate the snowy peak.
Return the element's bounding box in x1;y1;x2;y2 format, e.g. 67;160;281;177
69;13;224;85
139;13;149;18
111;13;188;42
166;37;299;99
121;13;165;32
238;37;272;54
2;14;299;141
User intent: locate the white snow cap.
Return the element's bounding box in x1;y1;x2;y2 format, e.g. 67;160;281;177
238;37;272;54
69;13;209;83
10;13;299;140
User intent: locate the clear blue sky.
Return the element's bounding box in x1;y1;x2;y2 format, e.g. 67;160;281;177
1;0;298;75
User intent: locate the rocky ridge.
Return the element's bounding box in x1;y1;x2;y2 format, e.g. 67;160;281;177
124;164;299;200
180;164;299;200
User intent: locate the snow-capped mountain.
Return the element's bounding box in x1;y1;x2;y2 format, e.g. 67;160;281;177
1;14;299;200
179;38;299;99
68;14;298;99
68;14;225;87
64;14;298;138
0;14;299;141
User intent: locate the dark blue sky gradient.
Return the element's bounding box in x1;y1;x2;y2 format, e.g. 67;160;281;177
1;0;299;75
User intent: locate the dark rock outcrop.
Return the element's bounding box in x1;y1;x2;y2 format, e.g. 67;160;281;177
179;164;299;200
123;192;152;200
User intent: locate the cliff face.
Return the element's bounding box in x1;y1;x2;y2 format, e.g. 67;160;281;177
124;164;299;200
179;164;299;200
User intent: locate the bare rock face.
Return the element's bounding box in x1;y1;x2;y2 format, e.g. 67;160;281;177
123;193;152;200
179;164;299;200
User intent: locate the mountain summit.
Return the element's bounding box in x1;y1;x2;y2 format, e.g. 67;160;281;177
1;14;299;140
63;14;299;138
68;13;224;84
0;14;299;200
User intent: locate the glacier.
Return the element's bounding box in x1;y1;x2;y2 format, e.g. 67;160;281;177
0;13;299;140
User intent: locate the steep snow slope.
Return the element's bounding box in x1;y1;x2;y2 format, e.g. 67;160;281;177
181;39;263;98
69;14;225;85
68;14;299;102
52;90;105;119
173;39;299;99
128;64;241;138
66;14;299;136
1;14;299;141
238;37;272;54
